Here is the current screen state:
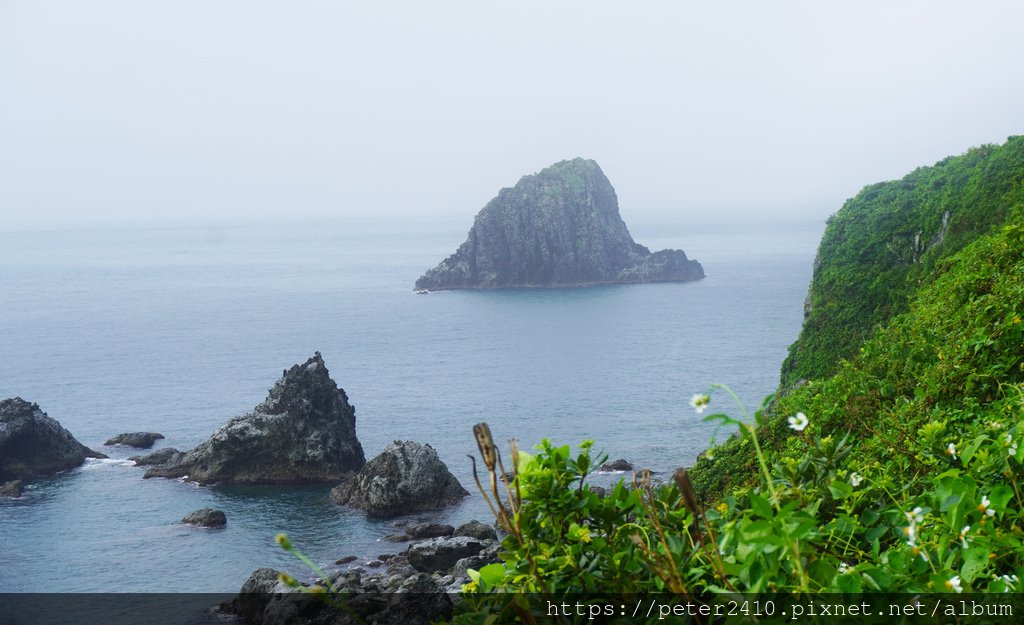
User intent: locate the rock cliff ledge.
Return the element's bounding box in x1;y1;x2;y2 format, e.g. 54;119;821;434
415;158;703;290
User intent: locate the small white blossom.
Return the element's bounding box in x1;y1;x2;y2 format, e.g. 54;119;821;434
946;575;963;593
978;495;996;517
838;562;850;574
1005;434;1018;457
960;525;971;549
690;393;710;415
1000;574;1020;591
946;442;957;459
788;412;809;432
849;472;863;487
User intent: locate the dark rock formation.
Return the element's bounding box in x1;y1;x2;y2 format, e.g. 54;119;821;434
454;519;498;541
415;158;704;290
599;458;633;472
406;536;493;573
104;432;165;449
407;522;454;540
0;398;106;482
329;441;467;517
144;353;365;484
0;480;24;498
181;508;227;528
129;448;184;466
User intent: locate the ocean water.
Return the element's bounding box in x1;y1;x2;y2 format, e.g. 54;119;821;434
0;214;823;592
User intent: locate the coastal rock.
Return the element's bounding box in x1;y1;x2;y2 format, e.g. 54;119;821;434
0;480;24;498
415;158;704;290
129;448;184;466
104;432;165;449
407;522;454;540
0;397;106;482
329;441;468;517
453;519;498;541
405;536;492;573
144;353;365;484
599;458;633;472
181;508;227;528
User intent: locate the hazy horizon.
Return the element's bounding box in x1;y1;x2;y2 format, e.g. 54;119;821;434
2;1;1022;230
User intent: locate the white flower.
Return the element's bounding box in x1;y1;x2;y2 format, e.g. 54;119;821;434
903;523;916;545
690;393;710;415
1006;435;1018;457
788;412;809;432
946;442;957;459
912;507;925;523
946;575;963;593
1001;574;1019;591
849;472;863;487
978;495;996;517
838;562;850;574
960;525;971;548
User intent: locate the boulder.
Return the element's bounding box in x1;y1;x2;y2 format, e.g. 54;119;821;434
405;536;492;573
104;432;165;448
0;480;24;498
329;441;467;517
181;508;227;527
407;522;454;540
145;353;365;484
129;448;184;466
453;519;498;541
599;458;633;472
0;398;106;482
415;158;704;290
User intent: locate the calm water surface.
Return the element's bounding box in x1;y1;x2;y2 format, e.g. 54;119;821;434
0;214;822;591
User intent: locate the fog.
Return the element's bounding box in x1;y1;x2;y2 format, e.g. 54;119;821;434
2;1;1022;229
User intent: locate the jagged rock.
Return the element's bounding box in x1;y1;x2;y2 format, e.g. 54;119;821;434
405;536;493;573
383;533;411;543
415;158;704;290
451;541;503;579
599;458;633;472
453;519;498;541
335;555;358;565
181;508;227;527
144;353;365;484
0;480;24;498
329;441;467;517
0;398;106;482
104;432;165;448
129;448;183;466
407;522;454;539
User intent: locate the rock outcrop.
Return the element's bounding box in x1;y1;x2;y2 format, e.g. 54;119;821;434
130;448;183;466
181;508;227;528
330;441;467;517
0;480;24;498
104;432;164;448
415;158;704;290
0;398;106;481
144;353;365;484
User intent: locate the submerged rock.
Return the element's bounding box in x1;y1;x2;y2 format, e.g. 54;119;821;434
104;432;165;449
129;448;184;466
0;398;106;482
144;353;365;484
415;158;704;290
0;480;24;498
599;458;633;472
181;508;227;528
329;440;467;517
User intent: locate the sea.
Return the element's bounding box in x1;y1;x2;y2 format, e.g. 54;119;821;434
0;212;824;592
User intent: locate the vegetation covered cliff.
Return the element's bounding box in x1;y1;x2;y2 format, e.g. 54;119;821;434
444;137;1024;610
415;158;703;290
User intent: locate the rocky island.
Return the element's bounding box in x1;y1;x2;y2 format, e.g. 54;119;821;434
143;352;365;484
415;158;704;290
0;397;106;485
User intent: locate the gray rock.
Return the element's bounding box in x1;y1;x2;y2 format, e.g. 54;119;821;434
383;533;411;543
407;522;454;539
453;519;498;541
129;448;183;466
330;440;467;517
415;158;704;290
599;458;633;472
104;432;165;448
335;555;358;565
0;480;24;498
0;398;107;482
145;352;365;484
181;508;227;527
405;536;492;573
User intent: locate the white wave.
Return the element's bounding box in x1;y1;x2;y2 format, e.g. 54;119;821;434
81;457;136;470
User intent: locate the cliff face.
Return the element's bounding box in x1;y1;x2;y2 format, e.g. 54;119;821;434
0;398;106;481
415;158;703;290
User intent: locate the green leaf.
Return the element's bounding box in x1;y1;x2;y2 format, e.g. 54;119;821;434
836;573;863;593
988;484;1013;512
478;563;506;587
829;480;854;500
749;492;773;519
960;546;989;582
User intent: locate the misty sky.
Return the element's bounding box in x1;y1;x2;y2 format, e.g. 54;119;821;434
2;1;1023;228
